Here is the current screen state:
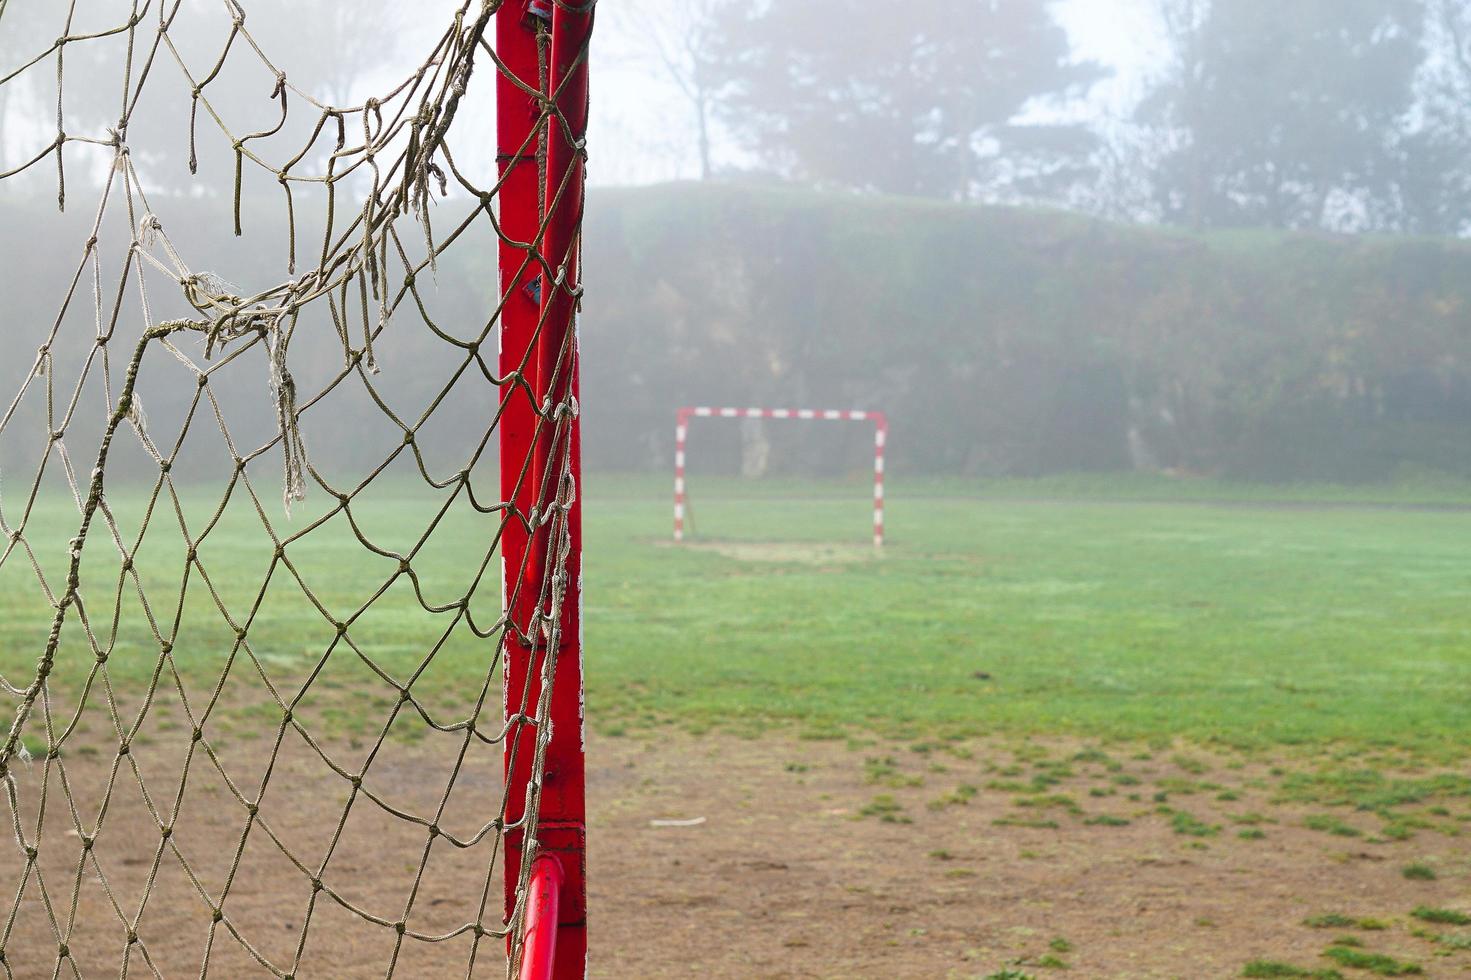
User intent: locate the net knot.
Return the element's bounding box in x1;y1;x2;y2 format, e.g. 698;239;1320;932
138;213;162;247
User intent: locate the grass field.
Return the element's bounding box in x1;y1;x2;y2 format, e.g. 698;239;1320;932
581;475;1471;977
3;472;1469;756
3;473;1471;977
588;474;1471;757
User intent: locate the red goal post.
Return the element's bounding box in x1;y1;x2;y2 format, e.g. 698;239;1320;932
497;2;592;977
674;407;889;547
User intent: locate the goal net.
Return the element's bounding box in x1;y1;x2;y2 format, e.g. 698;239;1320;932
674;407;888;547
0;1;589;976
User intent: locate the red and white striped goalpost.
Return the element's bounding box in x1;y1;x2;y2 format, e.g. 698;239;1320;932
674;407;889;547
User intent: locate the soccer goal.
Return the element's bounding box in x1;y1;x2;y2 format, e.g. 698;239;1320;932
0;2;590;977
674;407;888;547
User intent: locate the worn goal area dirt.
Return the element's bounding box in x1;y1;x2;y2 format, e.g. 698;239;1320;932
592;734;1470;979
5;727;1468;978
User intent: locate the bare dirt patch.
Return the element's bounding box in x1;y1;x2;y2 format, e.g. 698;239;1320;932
591;734;1469;978
3;729;1468;978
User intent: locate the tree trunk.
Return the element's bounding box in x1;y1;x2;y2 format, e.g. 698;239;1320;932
695;91;711;180
740;417;770;478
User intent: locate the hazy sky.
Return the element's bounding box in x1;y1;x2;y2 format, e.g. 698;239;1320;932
0;0;1165;191
586;0;1166;186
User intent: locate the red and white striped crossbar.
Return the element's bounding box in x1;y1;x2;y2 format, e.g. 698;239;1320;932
674;407;888;547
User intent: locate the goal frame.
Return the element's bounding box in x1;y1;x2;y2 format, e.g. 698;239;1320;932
0;1;592;975
497;2;592;978
674;407;888;547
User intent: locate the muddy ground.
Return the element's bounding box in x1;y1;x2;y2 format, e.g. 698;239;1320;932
1;726;1467;978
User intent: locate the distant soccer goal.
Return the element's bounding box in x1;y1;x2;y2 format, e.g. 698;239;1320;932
674;407;888;547
0;1;591;977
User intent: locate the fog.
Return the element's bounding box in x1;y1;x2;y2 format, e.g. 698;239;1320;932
4;0;1471;489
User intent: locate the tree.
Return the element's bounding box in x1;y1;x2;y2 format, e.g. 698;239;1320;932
707;0;1104;202
0;0;408;188
607;0;728;180
1392;0;1471;235
1140;0;1424;231
226;0;410;109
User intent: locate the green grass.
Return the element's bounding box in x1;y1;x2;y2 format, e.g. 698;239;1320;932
1304;814;1362;838
1304;914;1393;932
3;475;1470;755
1321;946;1422;975
1243;961;1345;979
0;480;513;746
911;471;1471;508
1410;906;1471;926
590;476;1471;752
1170;810;1221;837
1305;915;1358;929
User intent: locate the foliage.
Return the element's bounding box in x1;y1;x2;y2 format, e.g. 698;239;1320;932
705;0;1102;201
9;181;1471;484
581;182;1471;480
1141;0;1424;231
610;0;1471;234
0;0;409;177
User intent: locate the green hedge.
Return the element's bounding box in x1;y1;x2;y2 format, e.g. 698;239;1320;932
4;183;1471;482
581;183;1471;480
